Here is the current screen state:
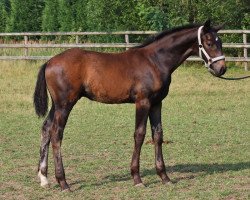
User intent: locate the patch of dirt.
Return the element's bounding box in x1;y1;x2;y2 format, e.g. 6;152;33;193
145;139;173;145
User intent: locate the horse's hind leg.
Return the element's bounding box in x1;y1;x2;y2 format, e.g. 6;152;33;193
50;102;76;191
149;102;171;184
38;104;55;187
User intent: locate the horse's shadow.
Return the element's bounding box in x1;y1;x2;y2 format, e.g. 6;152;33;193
72;161;250;190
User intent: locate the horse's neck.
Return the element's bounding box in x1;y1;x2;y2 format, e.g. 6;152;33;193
148;28;198;73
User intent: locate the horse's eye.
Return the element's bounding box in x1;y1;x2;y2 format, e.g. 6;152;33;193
211;44;217;50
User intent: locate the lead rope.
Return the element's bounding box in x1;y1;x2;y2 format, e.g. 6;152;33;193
217;75;250;80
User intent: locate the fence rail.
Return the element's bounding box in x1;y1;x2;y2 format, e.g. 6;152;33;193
0;30;249;70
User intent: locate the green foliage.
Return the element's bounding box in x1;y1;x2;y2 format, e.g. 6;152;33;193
242;0;250;30
58;0;76;31
2;0;250;32
0;2;8;32
85;0;135;31
85;0;130;42
136;0;168;30
6;0;44;32
1;0;249;45
42;0;60;32
74;0;88;31
242;13;250;30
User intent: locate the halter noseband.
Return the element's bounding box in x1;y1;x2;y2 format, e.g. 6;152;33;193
198;26;225;68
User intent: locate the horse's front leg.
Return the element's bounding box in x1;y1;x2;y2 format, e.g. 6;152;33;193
149;102;171;184
131;99;150;186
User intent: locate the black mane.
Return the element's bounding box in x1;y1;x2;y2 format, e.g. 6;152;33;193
134;24;201;49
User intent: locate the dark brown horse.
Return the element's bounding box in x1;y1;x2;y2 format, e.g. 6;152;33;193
34;20;226;191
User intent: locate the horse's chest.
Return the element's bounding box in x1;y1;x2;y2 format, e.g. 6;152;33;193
151;76;171;102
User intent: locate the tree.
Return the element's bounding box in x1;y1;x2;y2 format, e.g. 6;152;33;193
85;0;125;42
74;0;88;31
42;0;60;32
6;0;44;32
0;2;8;32
241;0;250;29
85;0;140;31
58;0;76;31
135;0;168;31
0;0;248;35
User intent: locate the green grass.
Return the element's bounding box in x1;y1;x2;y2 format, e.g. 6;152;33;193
0;61;249;199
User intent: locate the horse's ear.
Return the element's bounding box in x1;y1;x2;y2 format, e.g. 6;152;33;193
203;19;211;32
213;24;224;32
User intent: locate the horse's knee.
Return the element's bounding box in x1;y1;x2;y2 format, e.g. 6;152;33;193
134;127;146;142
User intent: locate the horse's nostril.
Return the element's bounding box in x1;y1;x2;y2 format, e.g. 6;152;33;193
220;66;226;76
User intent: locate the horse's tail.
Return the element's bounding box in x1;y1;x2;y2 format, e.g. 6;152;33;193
33;63;48;118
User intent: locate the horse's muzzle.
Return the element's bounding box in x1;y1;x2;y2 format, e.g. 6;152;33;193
209;65;227;77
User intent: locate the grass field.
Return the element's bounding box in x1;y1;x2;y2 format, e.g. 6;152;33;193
0;60;249;200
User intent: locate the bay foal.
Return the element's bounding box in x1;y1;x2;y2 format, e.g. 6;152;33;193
34;20;226;191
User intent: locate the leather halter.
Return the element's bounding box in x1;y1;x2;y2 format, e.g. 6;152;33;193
198;26;225;68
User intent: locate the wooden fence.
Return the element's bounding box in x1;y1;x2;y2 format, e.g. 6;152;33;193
0;30;249;70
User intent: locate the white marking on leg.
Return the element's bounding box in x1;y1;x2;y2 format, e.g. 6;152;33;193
40;159;47;169
38;170;49;187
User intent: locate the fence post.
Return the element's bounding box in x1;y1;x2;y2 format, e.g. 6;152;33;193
24;35;28;57
125;34;129;50
243;33;248;71
76;35;79;44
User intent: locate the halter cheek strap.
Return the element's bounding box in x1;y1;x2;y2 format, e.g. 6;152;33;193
198;26;225;68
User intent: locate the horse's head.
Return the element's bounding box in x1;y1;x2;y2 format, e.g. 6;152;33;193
198;20;227;77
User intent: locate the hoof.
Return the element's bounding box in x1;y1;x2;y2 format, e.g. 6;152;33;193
38;171;49;188
135;183;145;187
